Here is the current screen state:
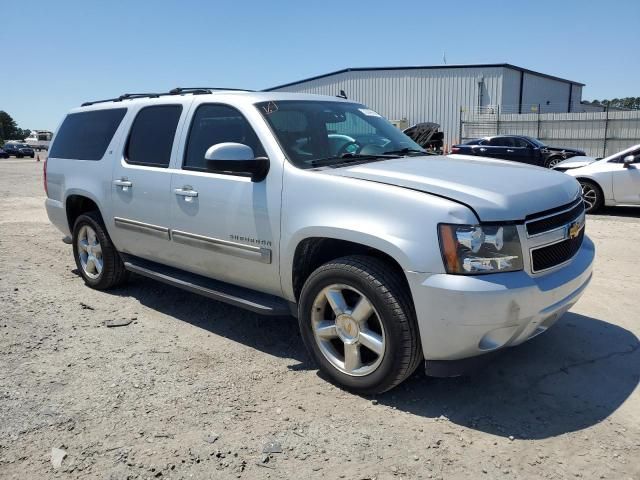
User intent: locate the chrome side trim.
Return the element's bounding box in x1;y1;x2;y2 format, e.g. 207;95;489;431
171;230;272;264
113;217;170;240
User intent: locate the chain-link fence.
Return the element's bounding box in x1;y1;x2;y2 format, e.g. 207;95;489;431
460;106;640;157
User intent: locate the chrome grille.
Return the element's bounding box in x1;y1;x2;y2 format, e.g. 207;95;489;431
531;228;585;272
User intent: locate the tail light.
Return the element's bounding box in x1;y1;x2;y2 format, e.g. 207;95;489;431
43;156;48;196
451;146;460;153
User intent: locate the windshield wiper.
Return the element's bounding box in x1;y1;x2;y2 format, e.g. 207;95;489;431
309;153;400;168
383;147;429;156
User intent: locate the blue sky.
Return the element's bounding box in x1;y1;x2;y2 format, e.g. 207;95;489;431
1;0;638;130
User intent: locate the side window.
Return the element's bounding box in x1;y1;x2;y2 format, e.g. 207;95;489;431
512;138;528;148
49;108;127;160
184;104;266;171
126;105;182;168
488;138;506;147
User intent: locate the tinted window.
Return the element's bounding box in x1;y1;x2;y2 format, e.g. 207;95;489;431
488;137;512;147
126;105;182;168
184;104;265;171
49;108;127;160
512;137;529;148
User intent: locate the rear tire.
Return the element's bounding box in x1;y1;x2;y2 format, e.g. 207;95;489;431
72;211;128;290
298;255;423;394
579;180;603;213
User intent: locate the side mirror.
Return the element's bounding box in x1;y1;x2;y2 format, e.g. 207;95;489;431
204;143;269;182
623;155;635;167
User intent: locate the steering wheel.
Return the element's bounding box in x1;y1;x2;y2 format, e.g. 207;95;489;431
336;141;360;156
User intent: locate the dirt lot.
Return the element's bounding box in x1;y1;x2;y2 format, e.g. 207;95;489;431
0;156;638;480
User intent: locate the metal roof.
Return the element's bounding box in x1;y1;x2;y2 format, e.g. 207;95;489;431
265;63;586;91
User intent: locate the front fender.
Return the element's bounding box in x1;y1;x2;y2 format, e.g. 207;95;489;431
280;164;477;299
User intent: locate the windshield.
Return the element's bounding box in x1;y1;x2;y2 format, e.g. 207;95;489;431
256;100;425;168
524;136;546;148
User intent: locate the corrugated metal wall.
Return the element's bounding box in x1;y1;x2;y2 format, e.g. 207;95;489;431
269;67;505;146
461;110;640;157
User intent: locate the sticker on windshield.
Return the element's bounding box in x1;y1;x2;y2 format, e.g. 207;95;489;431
358;108;381;117
262;101;279;115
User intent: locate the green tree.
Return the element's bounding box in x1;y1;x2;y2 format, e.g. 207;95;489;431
0;111;20;142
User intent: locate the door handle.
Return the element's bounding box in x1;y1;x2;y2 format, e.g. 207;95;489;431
479;148;487;152
113;179;133;191
507;149;514;153
174;187;198;202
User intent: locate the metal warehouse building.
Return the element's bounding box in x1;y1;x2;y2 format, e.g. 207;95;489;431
266;63;586;147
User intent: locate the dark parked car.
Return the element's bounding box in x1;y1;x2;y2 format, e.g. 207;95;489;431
0;148;9;159
451;135;585;168
2;143;35;158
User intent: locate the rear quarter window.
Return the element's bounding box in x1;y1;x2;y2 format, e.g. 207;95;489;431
49;108;127;160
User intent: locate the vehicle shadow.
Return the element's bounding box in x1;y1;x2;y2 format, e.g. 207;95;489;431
104;275;639;441
591;206;640;218
379;312;639;440
105;274;312;367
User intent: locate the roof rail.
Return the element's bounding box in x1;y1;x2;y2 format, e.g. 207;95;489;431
81;87;254;107
169;87;255;94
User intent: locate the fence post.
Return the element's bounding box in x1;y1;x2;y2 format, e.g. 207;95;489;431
603;105;609;157
496;105;500;135
537;104;541;138
458;106;463;143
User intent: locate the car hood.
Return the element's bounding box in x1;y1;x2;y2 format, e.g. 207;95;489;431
321;154;581;222
553;156;598;170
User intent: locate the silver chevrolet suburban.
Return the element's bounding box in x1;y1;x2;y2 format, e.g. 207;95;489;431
45;88;594;394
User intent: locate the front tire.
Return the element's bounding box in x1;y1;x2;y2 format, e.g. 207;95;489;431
545;156;563;168
298;255;422;394
72;211;128;290
579;180;603;213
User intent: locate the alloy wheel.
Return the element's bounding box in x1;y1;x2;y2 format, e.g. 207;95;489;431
77;225;103;279
581;183;598;212
547;157;562;168
311;284;386;376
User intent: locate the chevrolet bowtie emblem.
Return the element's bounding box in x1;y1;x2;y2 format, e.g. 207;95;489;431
568;221;582;239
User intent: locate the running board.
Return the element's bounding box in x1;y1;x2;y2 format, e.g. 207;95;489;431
122;255;291;316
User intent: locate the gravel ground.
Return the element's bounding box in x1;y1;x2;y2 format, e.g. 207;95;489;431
0;156;639;480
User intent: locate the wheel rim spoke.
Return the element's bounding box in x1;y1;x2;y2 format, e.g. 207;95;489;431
359;328;384;355
351;296;373;325
325;288;348;316
86;257;96;273
343;342;362;373
315;321;338;339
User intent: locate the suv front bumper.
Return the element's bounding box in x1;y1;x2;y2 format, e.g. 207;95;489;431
407;235;594;364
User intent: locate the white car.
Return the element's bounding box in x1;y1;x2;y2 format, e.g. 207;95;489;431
45;88;594;393
554;144;640;213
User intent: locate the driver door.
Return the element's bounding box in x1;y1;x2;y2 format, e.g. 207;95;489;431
168;102;283;296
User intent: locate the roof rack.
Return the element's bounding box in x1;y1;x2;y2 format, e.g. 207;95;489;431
81;87;255;107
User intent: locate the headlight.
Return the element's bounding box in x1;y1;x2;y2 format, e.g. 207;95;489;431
438;224;523;274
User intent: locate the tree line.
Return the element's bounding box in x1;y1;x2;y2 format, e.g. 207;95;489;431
584;97;640;110
0;111;31;145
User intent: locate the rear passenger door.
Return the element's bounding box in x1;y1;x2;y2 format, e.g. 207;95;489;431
109;102;189;262
473;138;507;159
507;137;532;164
